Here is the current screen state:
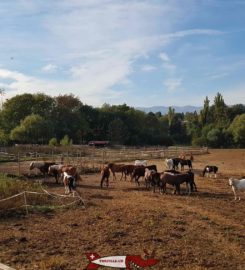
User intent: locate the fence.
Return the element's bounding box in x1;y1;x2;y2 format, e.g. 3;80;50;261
0;146;208;176
0;185;85;214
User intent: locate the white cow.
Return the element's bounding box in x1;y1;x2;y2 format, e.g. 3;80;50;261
228;178;245;200
134;160;147;166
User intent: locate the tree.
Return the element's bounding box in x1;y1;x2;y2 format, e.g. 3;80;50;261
206;128;223;147
108;119;129;144
0;129;8;145
51;94;83;142
199;96;210;127
1;94;36;132
167;107;175;128
228;114;245;147
213;92;228;127
10;114;47;143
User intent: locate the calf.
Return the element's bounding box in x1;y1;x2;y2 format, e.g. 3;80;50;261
229;178;245;200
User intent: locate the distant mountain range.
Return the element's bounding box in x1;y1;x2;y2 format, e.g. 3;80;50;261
136;105;202;114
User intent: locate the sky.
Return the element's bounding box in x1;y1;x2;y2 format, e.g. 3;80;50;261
0;0;245;108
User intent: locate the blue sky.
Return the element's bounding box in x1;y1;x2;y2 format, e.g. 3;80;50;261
0;0;245;107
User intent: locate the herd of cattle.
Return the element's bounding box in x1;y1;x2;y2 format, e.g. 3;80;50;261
28;156;245;200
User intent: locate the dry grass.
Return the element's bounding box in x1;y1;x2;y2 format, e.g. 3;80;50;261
0;149;244;269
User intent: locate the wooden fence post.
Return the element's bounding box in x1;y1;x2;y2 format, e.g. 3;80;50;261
23;192;28;215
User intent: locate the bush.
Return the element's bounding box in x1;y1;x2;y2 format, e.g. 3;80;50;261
49;137;58;146
60;135;71;146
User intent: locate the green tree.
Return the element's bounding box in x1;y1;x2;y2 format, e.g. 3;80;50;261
0;129;8;145
108;119;129;144
228;114;245;147
10;114;47;143
213;92;228;127
199;96;210;127
206;128;223;147
167;107;175;128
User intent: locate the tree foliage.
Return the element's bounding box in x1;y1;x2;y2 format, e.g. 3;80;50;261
0;92;244;148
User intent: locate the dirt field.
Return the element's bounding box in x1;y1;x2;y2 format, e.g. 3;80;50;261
0;149;245;270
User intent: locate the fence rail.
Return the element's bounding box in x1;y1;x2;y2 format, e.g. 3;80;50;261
0;146;208;176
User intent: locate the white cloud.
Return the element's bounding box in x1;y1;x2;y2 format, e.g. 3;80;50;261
42;64;58;73
164;78;182;92
159;52;170;62
141;65;156;72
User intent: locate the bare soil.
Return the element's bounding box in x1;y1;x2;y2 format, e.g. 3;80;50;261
0;149;245;270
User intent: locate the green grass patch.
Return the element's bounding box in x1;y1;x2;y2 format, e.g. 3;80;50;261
0;173;41;199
